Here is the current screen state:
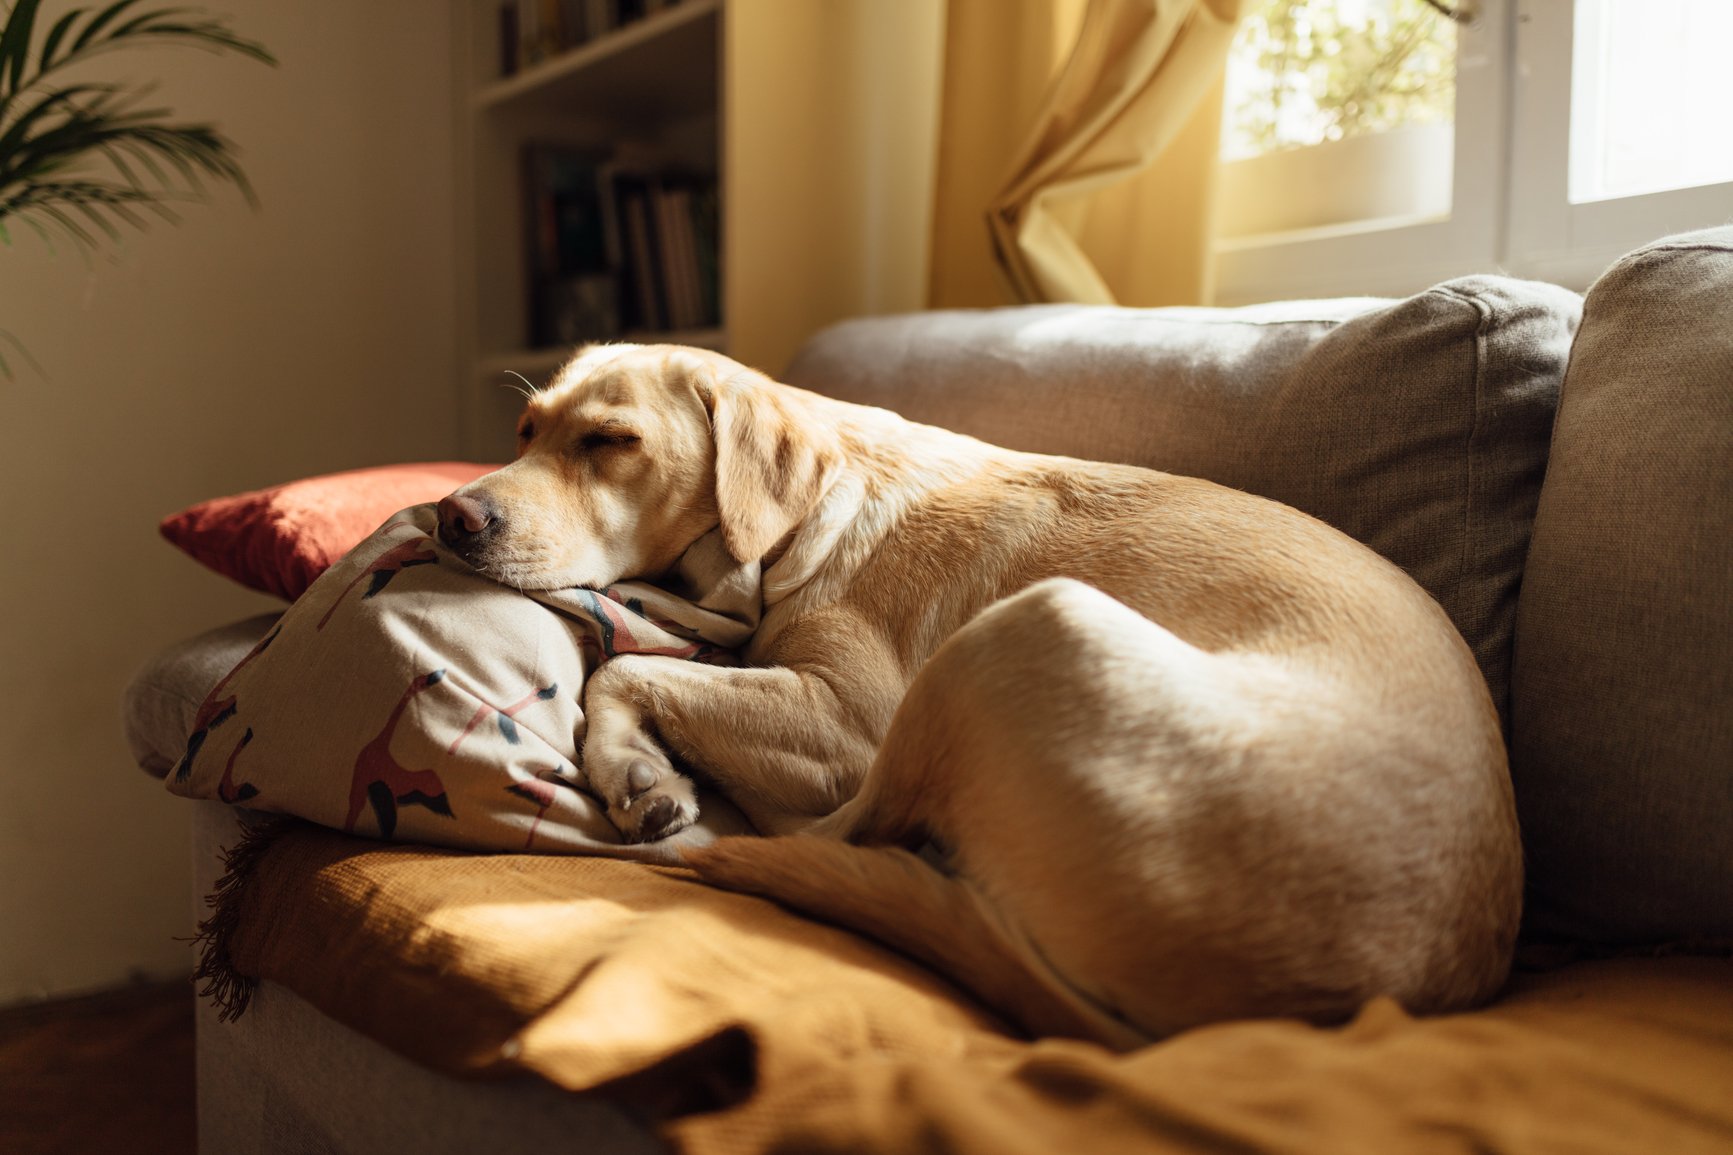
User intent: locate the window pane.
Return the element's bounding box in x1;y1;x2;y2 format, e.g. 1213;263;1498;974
1570;0;1733;203
1218;0;1457;239
1221;0;1455;162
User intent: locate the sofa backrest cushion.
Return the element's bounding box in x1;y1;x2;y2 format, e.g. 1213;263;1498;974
784;277;1582;729
1509;228;1733;944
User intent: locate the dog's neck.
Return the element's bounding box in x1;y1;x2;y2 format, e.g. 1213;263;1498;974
760;471;867;605
758;410;995;616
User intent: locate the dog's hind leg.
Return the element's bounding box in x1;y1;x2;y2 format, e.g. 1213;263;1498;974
688;832;1153;1047
689;579;1379;1040
695;577;1260;1042
804;577;1231;850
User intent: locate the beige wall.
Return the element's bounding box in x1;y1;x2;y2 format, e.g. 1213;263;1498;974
0;1;458;1003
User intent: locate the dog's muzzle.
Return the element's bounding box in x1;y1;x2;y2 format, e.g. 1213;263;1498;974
436;493;498;558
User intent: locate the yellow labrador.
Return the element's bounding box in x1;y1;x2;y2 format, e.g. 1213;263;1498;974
438;343;1522;1047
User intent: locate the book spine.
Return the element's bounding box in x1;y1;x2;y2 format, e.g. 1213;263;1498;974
518;0;538;66
522;147;553;346
670;187;701;331
623;188;664;333
652;186;685;331
539;0;564;56
585;0;613;41
692;183;720;326
559;0;588;45
499;2;520;76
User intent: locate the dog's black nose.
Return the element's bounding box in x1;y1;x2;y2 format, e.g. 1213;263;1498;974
437;493;496;550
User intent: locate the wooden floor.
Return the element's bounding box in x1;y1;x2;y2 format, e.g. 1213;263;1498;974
0;981;195;1155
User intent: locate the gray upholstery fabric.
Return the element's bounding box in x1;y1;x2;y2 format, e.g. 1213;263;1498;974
785;278;1582;726
1510;228;1733;944
122;613;280;777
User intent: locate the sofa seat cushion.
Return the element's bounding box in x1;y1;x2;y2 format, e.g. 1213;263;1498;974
123;613;282;777
1510;228;1733;944
207;820;1733;1154
784;279;1581;727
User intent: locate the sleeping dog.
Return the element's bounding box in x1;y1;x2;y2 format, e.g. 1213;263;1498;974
436;343;1522;1048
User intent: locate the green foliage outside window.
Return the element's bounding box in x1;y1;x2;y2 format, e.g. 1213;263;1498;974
1224;0;1456;160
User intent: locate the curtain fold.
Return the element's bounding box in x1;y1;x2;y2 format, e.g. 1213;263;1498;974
981;0;1242;306
927;0;1087;310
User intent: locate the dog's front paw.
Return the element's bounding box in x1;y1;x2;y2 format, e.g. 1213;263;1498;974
583;656;701;842
582;724;699;843
610;751;700;843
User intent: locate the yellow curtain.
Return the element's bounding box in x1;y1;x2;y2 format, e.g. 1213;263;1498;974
930;0;1240;309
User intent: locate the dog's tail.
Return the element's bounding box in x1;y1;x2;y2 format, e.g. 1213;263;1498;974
684;834;1149;1050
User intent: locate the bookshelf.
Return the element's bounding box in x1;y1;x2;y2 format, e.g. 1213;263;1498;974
453;0;944;461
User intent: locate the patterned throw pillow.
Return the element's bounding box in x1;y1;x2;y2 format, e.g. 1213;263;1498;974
164;504;760;856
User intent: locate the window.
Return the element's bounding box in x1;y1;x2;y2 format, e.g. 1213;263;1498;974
1214;0;1733;304
1219;0;1457;238
1507;0;1733;285
1567;0;1733;203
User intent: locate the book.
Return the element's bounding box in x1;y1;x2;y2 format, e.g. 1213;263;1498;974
607;172;664;333
653;186;687;330
558;0;589;45
499;3;519;75
670;187;704;330
589;162;720;338
584;0;613;42
690;182;721;326
522;145;618;347
501;0;679;78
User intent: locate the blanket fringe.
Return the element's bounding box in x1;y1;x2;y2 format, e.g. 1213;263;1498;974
192;814;302;1022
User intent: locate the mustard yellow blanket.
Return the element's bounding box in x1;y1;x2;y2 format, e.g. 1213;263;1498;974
202;821;1733;1155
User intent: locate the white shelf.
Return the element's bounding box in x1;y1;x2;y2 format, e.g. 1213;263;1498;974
475;0;718;123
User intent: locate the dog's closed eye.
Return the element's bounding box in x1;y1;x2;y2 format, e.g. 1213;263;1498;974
579;425;641;451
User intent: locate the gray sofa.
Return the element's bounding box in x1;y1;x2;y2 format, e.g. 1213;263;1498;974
127;227;1733;1153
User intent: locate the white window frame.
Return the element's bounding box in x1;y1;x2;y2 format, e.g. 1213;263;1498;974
1214;0;1511;306
1505;0;1733;287
1212;0;1733;306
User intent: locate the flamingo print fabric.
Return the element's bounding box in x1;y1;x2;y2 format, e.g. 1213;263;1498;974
164;503;761;855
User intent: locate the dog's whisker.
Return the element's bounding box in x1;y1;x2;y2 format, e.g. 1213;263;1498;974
500;370;542;400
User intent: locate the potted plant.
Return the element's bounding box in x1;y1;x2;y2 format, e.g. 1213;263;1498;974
0;0;274;374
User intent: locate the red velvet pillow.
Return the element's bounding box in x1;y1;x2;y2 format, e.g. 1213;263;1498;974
160;462;500;601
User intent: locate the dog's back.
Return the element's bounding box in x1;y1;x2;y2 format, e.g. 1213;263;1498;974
692;397;1521;1047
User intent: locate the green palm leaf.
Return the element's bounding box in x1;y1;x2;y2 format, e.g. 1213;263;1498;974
0;0;273;253
0;0;273;375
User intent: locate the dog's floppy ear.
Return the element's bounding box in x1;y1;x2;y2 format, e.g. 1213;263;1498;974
700;368;841;563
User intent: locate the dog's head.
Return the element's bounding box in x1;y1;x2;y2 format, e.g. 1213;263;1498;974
438;344;840;589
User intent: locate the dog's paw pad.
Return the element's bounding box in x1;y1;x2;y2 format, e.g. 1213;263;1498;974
635;796;681;841
610;771;699;843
